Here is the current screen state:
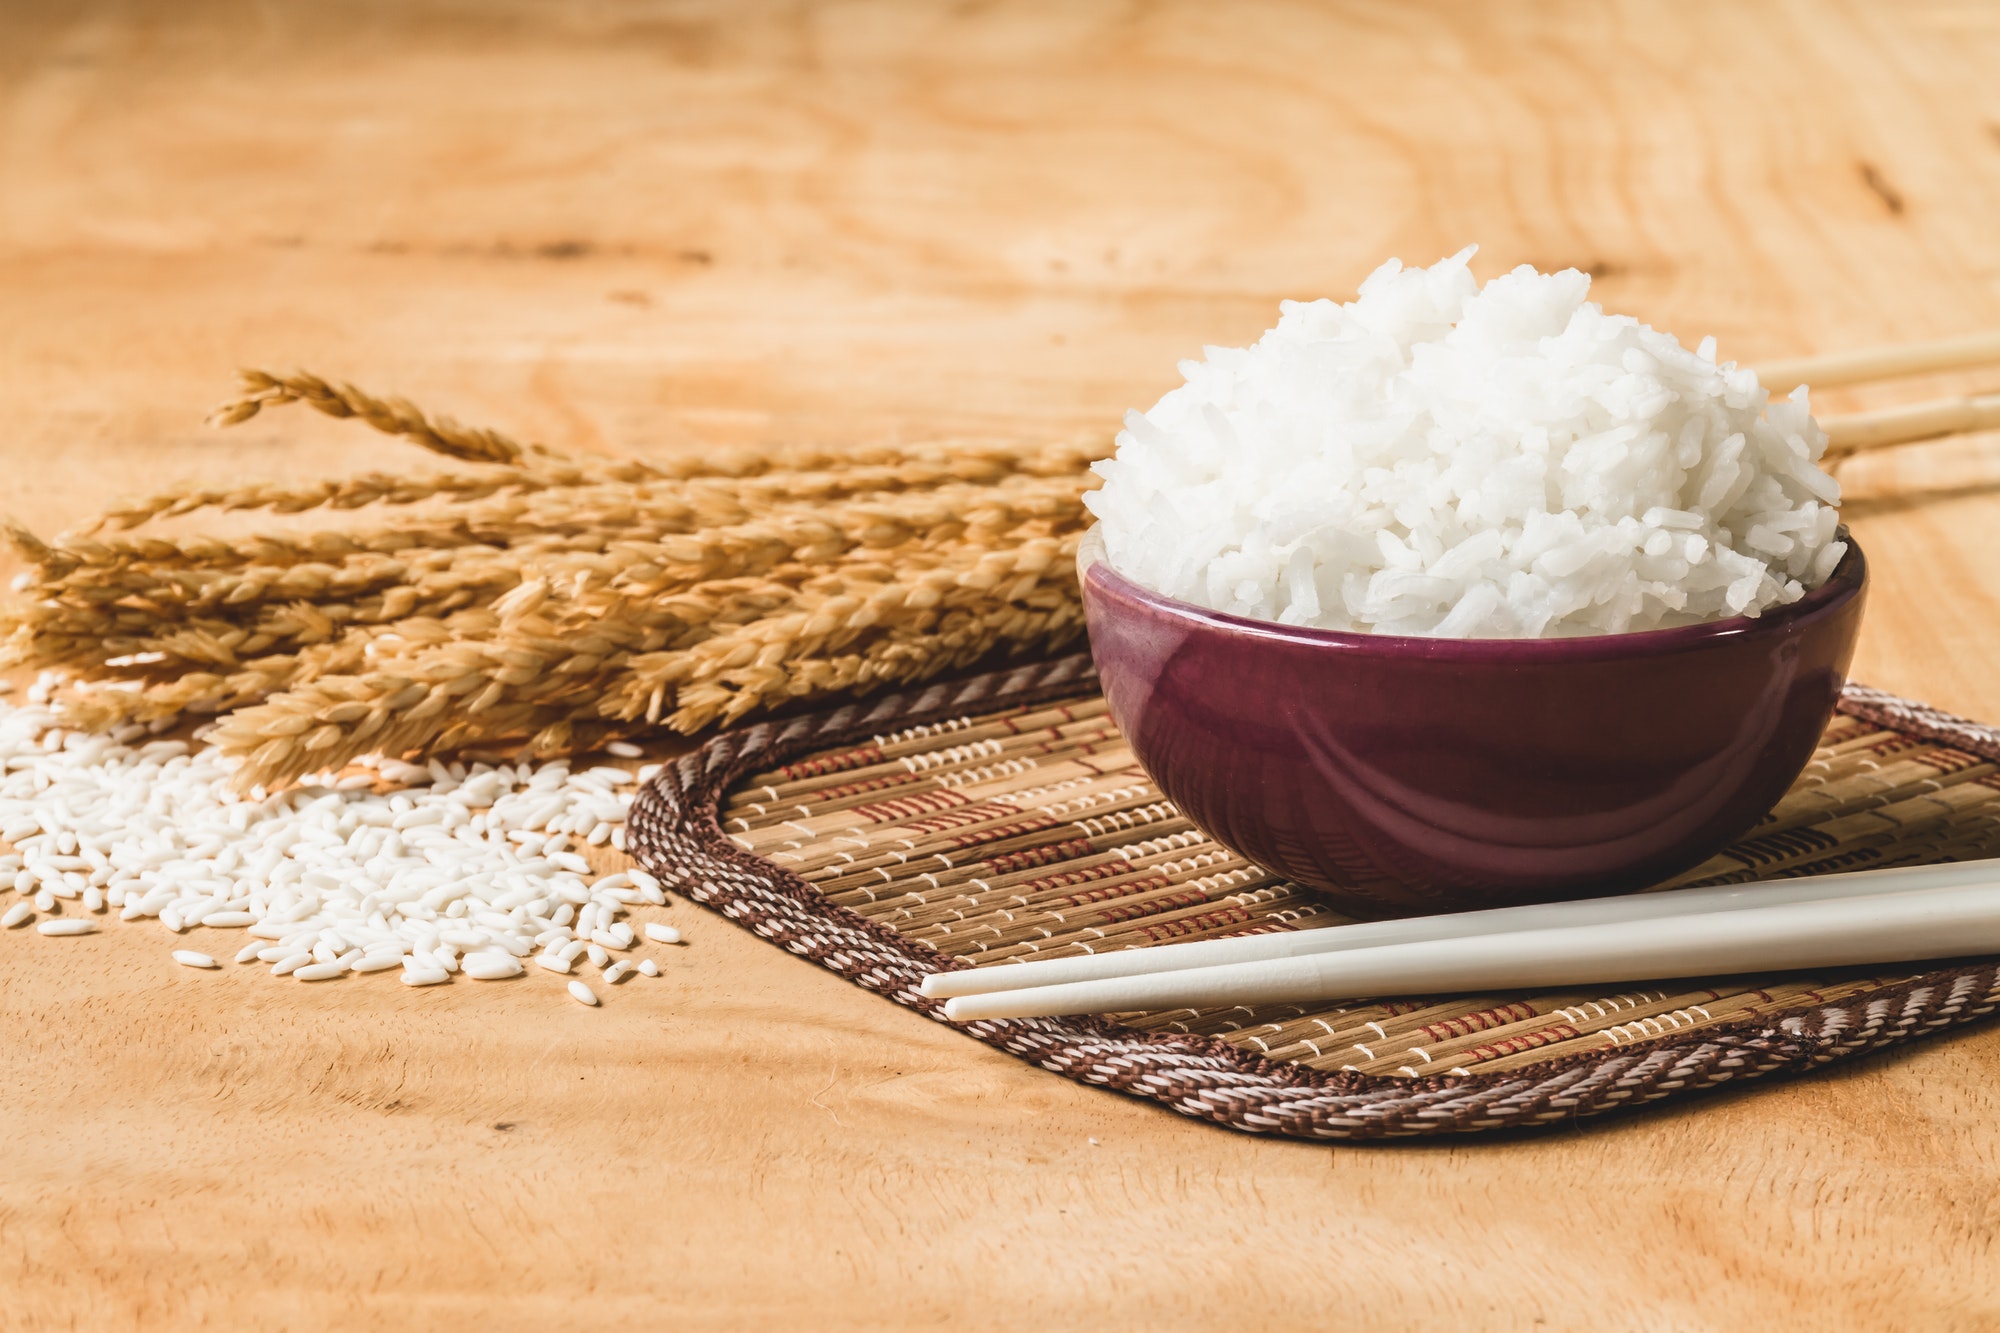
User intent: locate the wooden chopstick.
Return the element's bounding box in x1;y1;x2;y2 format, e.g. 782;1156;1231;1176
1755;331;2000;395
1820;392;2000;457
921;855;1999;1001
938;877;2000;1020
1733;332;2000;457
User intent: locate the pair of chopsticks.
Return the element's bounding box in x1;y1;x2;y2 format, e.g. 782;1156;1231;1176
1757;330;2000;458
923;857;2000;1020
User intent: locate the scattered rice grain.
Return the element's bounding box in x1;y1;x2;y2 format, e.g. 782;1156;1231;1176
463;953;523;981
0;697;678;1007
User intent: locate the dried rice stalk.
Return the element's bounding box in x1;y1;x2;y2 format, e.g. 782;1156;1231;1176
11;474;1086;674
202;516;1086;783
211;370;535;466
1;370;1100;787
89;470;535;533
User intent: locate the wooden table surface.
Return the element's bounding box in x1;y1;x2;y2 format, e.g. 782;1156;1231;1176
6;2;2000;1327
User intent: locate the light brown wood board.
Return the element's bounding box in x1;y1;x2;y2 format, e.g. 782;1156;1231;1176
3;2;2000;1328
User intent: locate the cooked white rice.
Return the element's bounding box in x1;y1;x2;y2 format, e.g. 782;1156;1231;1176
1084;248;1846;637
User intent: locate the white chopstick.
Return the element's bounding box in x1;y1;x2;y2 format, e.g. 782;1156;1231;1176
939;878;2000;1021
919;855;2000;1001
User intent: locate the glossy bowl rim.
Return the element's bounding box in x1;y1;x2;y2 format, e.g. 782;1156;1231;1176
1078;523;1868;663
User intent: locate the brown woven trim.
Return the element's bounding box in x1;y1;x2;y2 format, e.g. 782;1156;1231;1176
625;655;2000;1140
1837;683;2000;764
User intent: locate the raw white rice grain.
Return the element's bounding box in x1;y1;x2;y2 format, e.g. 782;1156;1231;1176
567;979;599;1007
638;958;659;977
644;923;682;945
463;953;524;981
0;693;672;1008
37;919;95;936
172;950;219;969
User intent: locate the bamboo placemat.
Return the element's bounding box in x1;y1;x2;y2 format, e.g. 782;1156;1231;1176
626;654;2000;1139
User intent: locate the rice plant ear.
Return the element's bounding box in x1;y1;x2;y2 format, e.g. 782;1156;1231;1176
207;367;544;466
1;518;52;564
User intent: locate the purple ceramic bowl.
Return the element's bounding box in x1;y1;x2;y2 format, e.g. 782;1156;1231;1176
1079;527;1868;916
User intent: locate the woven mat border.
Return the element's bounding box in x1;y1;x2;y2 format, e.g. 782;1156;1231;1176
626;655;2000;1140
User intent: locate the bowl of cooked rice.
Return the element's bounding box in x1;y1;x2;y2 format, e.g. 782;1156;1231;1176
1079;250;1867;914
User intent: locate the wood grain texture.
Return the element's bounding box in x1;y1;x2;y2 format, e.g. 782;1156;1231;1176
4;1;2000;1327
